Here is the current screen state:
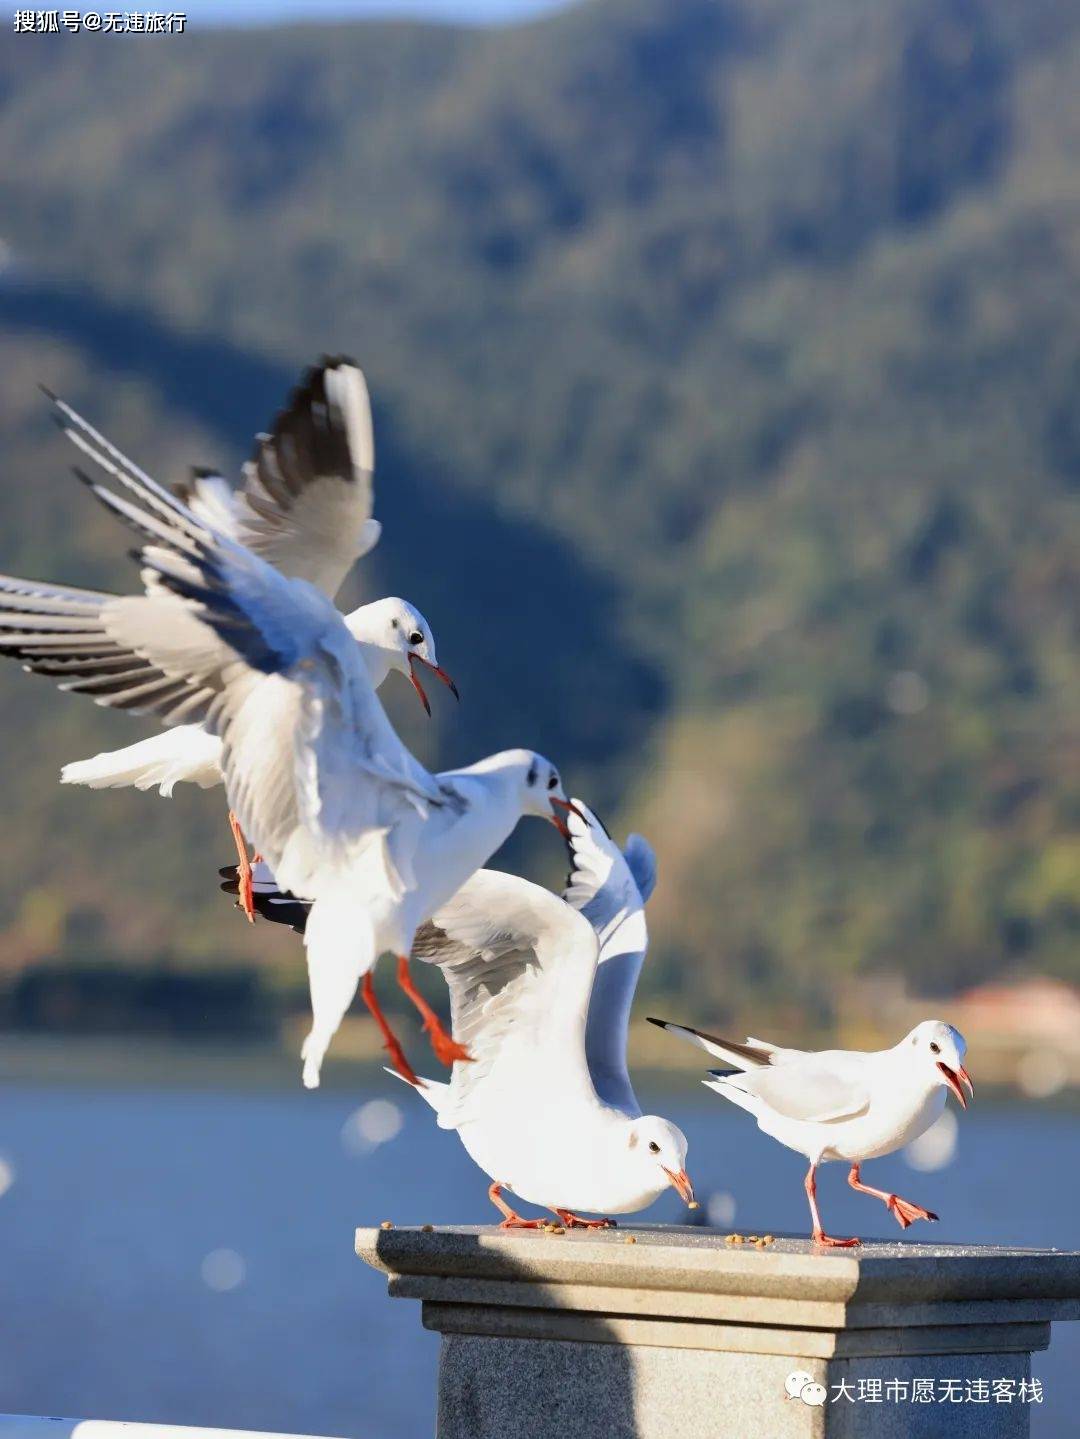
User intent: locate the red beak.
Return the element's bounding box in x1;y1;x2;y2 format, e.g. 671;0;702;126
662;1166;696;1206
408;653;460;716
937;1061;974;1108
549;795;587;839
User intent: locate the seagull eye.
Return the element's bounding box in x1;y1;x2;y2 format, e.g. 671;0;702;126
408;630;424;646
648;1141;660;1154
929;1041;941;1055
548;774;559;791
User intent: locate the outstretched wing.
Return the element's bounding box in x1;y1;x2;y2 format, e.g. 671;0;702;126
8;389;453;895
561;801;654;1118
412;870;600;1129
223;358;380;598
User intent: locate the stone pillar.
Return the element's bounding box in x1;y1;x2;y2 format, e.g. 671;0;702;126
356;1224;1080;1439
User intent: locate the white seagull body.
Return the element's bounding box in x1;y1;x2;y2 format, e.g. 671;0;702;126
0;386;567;1090
403;805;694;1225
237;802;689;1222
652;1017;973;1245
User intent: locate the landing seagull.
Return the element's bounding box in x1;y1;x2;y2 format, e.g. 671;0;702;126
0;409;573;1087
240;804;695;1227
42;360;458;918
650;1018;972;1246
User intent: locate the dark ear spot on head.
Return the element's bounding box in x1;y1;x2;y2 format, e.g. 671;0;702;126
391;617;400;630
526;763;538;787
627;1130;638;1149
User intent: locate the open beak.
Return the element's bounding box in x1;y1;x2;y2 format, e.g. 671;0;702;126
938;1061;974;1109
549;795;587;839
662;1166;696;1207
408;653;460;716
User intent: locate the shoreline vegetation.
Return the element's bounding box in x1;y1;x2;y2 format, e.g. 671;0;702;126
1;1010;1076;1098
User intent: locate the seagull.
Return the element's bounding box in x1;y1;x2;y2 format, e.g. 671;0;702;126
0;395;573;1088
31;359;458;918
649;1018;972;1246
59;594;454;919
239;804;695;1227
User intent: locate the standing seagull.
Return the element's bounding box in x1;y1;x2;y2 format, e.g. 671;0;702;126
38;360;458;917
0;406;573;1087
650;1018;972;1246
247;805;695;1225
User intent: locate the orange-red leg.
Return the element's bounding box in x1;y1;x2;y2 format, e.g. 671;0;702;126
848;1163;938;1229
228;810;255;923
396;954;472;1066
805;1162;860;1247
489;1182;546;1229
361;972;421;1087
552;1210;617;1230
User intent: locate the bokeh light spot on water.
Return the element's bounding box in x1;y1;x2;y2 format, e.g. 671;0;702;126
341;1098;404;1156
0;1154;15;1198
904;1107;958;1172
1016;1048;1069;1099
706;1189;737;1228
201;1248;246;1292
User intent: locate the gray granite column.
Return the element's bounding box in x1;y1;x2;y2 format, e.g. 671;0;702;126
355;1225;1080;1438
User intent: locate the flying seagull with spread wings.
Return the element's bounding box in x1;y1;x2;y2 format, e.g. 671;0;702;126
650;1017;972;1245
0;388;574;1088
38;361;458;918
236;803;694;1227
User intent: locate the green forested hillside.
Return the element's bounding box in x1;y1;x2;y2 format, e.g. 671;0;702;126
0;0;1078;1018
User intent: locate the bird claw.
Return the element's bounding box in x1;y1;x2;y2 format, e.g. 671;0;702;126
887;1195;938;1229
812;1231;861;1248
423;1018;473;1067
553;1211;617;1229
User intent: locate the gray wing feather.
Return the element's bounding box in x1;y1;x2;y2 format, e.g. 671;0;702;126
622;833;657;903
560;801;652;1118
414;870;599;1129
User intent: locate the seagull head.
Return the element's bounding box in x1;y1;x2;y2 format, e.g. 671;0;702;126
906;1020;973;1109
627;1116;695;1207
519;752;586;837
343;597;459;715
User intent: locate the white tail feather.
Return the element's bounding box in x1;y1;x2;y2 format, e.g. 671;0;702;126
60;725;223;797
383;1065;446;1110
301;894;375;1089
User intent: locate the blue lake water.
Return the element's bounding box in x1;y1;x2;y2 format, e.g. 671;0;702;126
0;1076;1076;1437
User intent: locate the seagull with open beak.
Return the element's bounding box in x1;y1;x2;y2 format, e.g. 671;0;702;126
59;595;459;922
651;1017;972;1247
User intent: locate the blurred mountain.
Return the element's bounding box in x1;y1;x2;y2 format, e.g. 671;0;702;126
0;0;1078;1019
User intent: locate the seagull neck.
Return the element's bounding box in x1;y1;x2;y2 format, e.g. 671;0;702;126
353;640;393;692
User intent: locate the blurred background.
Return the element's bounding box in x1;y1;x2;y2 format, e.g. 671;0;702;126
0;0;1077;1434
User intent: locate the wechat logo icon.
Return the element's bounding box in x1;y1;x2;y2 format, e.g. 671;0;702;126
786;1371;828;1406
